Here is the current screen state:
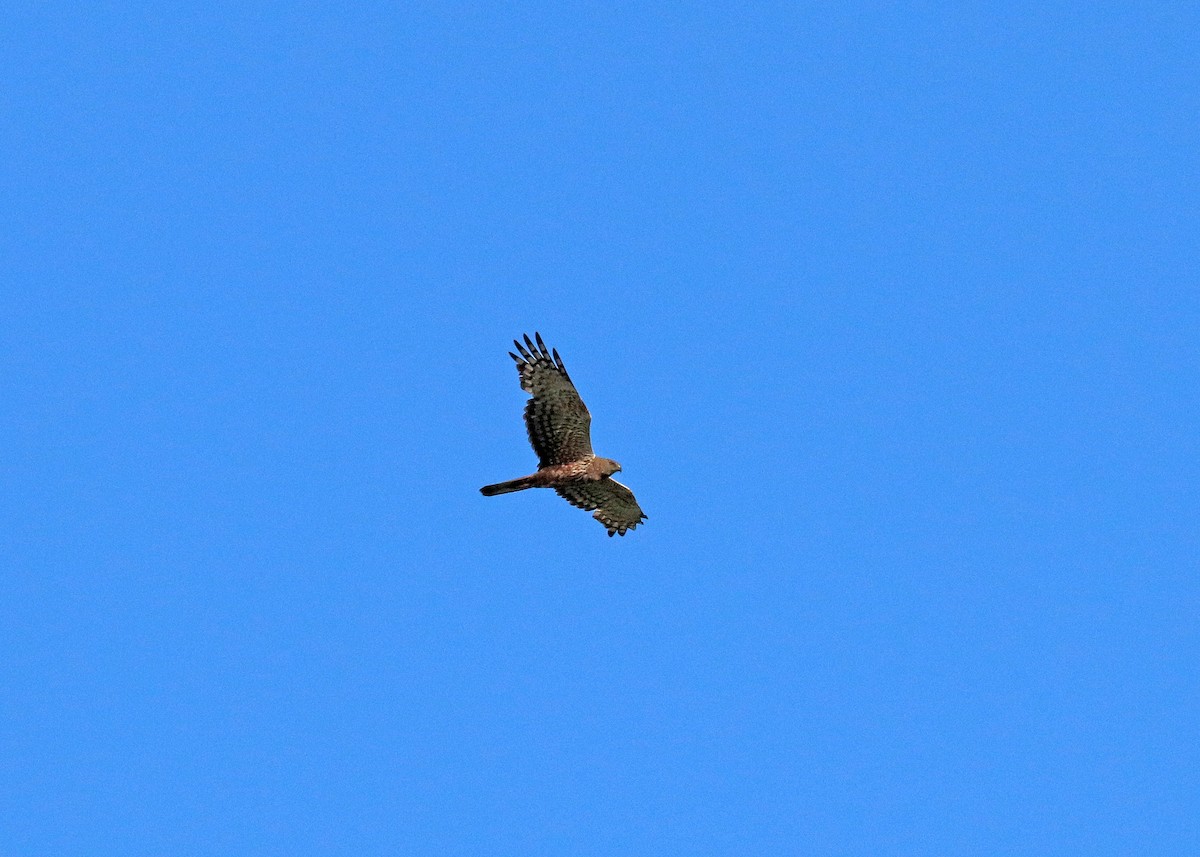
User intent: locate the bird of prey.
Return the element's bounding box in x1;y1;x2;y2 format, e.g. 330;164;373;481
481;333;647;537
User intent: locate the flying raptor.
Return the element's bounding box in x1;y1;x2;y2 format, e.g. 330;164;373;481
481;333;647;537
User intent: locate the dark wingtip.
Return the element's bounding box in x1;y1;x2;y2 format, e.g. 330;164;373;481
534;332;549;356
523;333;535;352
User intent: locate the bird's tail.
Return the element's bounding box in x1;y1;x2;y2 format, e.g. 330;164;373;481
480;475;539;496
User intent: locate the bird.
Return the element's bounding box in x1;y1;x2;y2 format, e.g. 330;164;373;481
481;333;647;537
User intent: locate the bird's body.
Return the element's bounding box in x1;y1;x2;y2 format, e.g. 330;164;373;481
480;334;646;536
480;456;621;496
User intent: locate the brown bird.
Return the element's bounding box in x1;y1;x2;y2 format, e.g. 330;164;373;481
481;333;647;537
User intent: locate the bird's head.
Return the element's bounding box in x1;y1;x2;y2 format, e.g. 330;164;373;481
598;457;622;477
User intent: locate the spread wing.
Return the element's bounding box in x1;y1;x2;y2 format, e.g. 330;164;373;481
555;478;647;537
511;333;593;466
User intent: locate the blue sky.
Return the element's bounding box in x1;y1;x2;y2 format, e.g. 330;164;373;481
3;2;1197;854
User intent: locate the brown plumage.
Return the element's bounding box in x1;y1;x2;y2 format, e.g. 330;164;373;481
481;333;647;536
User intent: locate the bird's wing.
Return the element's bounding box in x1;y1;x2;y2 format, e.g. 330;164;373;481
555;478;647;537
511;333;593;466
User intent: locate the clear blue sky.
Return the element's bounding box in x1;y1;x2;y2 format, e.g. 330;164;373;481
3;2;1197;854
